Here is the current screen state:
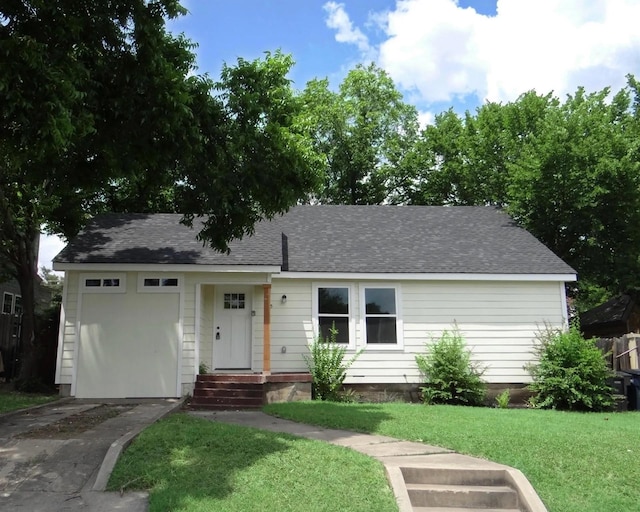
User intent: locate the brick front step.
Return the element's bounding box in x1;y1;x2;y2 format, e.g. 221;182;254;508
191;396;264;408
193;387;264;398
194;382;265;391
197;374;264;383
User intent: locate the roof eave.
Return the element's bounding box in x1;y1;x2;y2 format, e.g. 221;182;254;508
53;262;282;274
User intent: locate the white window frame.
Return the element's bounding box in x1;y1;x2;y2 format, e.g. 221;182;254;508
360;284;403;350
2;292;14;314
13;295;22;315
312;283;356;350
137;273;183;293
80;273;127;293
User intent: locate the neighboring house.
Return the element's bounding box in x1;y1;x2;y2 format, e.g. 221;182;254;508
580;293;640;339
0;278;23;317
52;206;576;399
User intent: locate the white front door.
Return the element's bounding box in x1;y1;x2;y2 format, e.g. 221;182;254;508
214;286;252;369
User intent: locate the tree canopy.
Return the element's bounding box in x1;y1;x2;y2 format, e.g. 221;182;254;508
0;0;320;383
300;63;419;204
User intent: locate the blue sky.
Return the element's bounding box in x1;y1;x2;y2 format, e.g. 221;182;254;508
40;0;640;269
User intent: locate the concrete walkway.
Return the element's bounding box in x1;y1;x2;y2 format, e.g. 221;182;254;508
190;410;547;512
0;399;183;512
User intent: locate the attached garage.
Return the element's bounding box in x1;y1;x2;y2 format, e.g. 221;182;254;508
74;273;181;398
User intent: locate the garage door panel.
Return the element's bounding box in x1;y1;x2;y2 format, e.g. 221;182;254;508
77;293;179;398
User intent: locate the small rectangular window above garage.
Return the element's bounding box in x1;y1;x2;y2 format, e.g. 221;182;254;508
81;274;126;293
138;274;182;293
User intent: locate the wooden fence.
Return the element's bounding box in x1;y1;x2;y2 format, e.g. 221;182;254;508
0;313;22;381
596;333;640;371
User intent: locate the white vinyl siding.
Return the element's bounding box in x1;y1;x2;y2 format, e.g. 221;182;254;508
270;280;314;372
270;278;566;384
56;272;80;385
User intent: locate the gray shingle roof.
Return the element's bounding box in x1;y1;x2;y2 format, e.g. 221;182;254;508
54;206;576;275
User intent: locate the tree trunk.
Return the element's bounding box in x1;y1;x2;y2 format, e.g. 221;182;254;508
15;232;39;384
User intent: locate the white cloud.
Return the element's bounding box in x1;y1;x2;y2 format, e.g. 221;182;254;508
323;2;374;58
417;110;435;129
330;0;640;105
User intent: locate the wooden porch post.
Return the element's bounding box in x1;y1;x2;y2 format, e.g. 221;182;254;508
263;284;271;374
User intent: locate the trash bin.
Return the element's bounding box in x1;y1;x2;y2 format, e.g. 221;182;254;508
622;369;640;411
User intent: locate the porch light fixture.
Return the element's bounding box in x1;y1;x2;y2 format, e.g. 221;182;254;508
281;294;287;304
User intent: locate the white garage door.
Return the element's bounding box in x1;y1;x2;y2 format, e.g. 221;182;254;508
76;292;180;398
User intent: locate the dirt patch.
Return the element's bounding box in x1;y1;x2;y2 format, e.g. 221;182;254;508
18;405;133;439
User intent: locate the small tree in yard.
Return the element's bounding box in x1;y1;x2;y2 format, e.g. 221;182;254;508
303;325;362;401
416;328;486;406
526;324;614;411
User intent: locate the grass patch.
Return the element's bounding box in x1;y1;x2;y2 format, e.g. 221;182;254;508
108;413;397;512
264;401;640;512
0;389;58;414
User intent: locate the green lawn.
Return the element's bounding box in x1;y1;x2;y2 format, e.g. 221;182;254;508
264;401;640;512
0;389;58;414
108;413;398;512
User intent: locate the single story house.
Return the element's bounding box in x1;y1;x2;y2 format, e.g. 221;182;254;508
52;206;576;399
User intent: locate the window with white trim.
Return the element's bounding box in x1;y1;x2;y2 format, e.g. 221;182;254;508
81;274;126;293
2;292;13;314
13;295;22;315
137;274;181;292
314;285;353;346
362;286;400;345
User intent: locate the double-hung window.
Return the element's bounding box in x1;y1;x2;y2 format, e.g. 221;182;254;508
314;285;353;347
362;286;401;347
2;292;13;314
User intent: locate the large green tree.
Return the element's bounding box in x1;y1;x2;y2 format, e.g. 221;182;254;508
301;63;418;204
1;1;319;384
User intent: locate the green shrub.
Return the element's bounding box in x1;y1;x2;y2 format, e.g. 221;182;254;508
495;389;511;409
415;328;486;406
525;324;614;411
303;325;362;401
198;362;210;375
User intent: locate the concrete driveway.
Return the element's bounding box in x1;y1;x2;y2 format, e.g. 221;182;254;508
0;398;181;511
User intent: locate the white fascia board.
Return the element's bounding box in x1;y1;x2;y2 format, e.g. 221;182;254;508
276;271;577;282
53;262;282;274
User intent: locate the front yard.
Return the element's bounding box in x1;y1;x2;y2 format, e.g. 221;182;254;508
265;401;640;512
108;401;640;512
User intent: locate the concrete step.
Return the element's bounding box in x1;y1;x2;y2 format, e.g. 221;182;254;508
413;508;521;512
407;483;518;509
402;467;508;486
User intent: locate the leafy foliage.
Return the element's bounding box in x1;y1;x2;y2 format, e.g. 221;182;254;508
494;389;511;409
303;325;362;401
416;329;486;406
301;63;418;204
526;325;614;411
